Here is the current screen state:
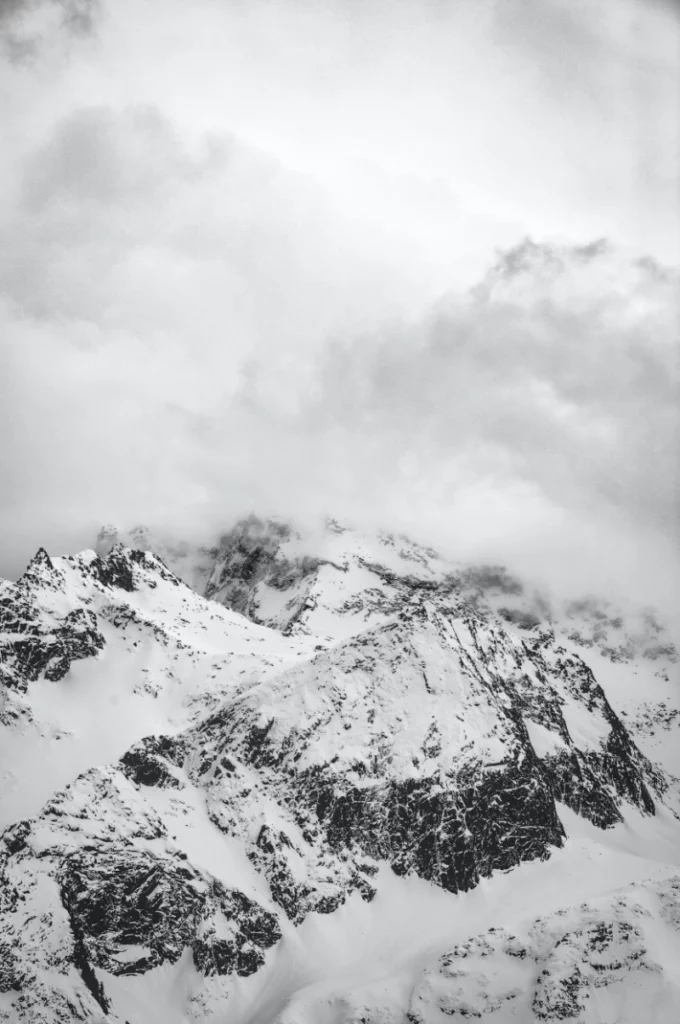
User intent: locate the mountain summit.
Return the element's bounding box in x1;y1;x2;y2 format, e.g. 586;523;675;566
1;517;679;1023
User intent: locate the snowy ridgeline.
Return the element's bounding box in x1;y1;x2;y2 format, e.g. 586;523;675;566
0;516;679;1023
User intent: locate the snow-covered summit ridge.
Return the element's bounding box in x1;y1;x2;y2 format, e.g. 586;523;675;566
97;514;679;660
91;514;680;778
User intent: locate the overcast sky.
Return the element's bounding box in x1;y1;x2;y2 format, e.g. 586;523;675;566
1;0;679;611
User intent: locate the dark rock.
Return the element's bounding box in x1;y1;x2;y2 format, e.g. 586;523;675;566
0;599;104;692
120;735;187;789
59;851;280;978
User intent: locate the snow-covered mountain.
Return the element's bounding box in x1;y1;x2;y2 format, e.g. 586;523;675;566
0;541;319;829
1;517;679;1022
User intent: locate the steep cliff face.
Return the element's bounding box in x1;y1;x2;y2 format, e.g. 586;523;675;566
1;518;679;1022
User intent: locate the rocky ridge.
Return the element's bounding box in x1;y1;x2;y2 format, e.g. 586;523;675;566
101;517;678;669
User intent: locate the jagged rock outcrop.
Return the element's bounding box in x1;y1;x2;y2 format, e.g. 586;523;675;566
0;765;283;1023
0;550;105;710
60;851;280;978
202;515;326;630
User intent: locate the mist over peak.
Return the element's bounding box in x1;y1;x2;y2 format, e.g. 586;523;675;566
0;0;678;616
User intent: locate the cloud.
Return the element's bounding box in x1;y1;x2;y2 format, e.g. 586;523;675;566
0;0;678;614
0;0;98;62
177;237;675;605
297;240;679;589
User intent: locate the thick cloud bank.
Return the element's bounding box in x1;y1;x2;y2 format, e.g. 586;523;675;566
1;0;678;611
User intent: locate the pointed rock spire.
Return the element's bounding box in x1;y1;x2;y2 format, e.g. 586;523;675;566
30;547;53;570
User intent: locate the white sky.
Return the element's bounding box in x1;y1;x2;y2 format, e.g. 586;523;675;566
0;0;679;610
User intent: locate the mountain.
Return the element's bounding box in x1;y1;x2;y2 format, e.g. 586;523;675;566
1;517;679;1022
0;539;319;829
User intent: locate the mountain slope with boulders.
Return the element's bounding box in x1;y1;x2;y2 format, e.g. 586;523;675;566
1;517;679;1022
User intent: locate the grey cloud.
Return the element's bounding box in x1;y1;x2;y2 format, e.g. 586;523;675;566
200;238;678;610
0;0;99;62
0;0;24;25
304;240;679;537
1;105;352;341
4;106;228;319
21;106;201;209
0;100;447;572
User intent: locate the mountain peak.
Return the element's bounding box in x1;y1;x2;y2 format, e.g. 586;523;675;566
18;546;59;591
30;545;53;568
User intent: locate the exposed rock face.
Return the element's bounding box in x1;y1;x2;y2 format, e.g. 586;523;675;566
0;550;105;711
60;852;279;978
0;601;104;694
203;515;325;630
0;545;182;719
0;766;283;1022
